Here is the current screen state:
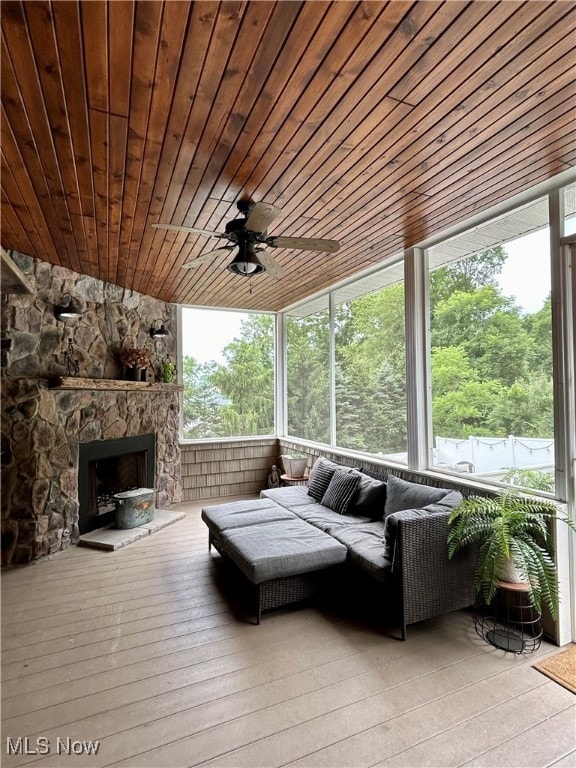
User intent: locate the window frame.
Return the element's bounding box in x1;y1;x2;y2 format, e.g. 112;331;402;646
177;304;278;442
279;173;575;502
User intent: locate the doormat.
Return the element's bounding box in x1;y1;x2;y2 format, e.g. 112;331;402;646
533;644;576;694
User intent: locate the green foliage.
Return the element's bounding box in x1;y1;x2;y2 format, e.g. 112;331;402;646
181;244;554;481
501;468;555;494
448;491;574;617
181;357;222;439
432;286;533;386
334;284;407;454
429;250;553;447
286;311;331;442
430;246;507;306
181;314;274;439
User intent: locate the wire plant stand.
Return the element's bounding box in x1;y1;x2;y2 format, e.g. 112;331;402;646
473;580;542;654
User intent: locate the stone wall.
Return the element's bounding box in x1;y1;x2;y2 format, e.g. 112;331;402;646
1;253;181;566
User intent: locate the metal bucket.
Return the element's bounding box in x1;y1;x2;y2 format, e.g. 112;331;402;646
114;488;155;529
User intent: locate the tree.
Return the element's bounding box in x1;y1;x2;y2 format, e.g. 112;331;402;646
333;283;406;455
211;314;275;435
181;356;222;438
490;373;554;437
287;311;331;442
432;286;534;386
433;379;505;438
431;346;476;396
430;245;507;306
524;295;552;375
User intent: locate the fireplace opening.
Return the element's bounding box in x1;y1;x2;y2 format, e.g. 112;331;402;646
78;434;155;534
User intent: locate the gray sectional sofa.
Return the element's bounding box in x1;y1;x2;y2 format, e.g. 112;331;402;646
261;458;478;637
202;458;478;637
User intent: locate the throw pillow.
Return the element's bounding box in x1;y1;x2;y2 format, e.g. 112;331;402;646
384;474;450;518
352;473;387;518
321;469;361;514
307;458;340;501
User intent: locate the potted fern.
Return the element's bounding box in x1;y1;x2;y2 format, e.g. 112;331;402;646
448;490;575;619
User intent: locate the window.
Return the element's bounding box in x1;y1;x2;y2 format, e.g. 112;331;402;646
333;263;407;460
286;298;330;444
427;198;555;492
180;308;275;439
564;182;576;236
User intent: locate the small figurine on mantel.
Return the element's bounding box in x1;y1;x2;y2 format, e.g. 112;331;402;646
267;464;281;488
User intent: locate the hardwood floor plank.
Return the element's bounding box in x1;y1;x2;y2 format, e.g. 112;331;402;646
373;683;576;767
2;500;573;768
462;706;576;767
105;653;552;767
2;633;477;768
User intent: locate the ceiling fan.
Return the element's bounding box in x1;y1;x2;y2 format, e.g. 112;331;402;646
152;201;340;278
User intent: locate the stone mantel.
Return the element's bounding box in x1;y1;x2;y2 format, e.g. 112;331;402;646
51;376;183;393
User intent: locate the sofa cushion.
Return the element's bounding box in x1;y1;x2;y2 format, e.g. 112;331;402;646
351;473;387;519
349;544;392;582
384;474;452;518
202;498;295;537
290;502;373;532
219;519;348;584
307;458;340;501
384;490;464;565
261;486;312;507
330;520;386;547
321;468;361;514
330;522;391;582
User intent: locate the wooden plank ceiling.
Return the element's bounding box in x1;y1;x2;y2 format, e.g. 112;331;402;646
1;1;575;311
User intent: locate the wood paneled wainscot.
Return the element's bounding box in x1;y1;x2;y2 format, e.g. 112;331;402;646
181;438;279;501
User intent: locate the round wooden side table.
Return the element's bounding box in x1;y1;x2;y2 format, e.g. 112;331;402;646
473;579;542;654
280;474;309;487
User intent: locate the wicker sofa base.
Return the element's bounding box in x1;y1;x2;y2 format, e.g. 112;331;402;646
210;532;319;623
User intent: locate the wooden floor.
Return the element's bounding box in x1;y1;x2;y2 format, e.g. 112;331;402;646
2;498;575;768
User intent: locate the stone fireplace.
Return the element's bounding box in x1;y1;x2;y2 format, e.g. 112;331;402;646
1;253;182;567
79;433;155;534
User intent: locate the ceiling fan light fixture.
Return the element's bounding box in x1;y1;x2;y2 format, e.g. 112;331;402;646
227;242;266;277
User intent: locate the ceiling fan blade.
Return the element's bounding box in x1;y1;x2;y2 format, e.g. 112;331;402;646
244;202;281;233
266;236;340;253
182;248;233;268
257;251;283;278
152;223;226;239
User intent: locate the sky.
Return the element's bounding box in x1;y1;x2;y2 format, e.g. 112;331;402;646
181;308;252;363
496;229;550;314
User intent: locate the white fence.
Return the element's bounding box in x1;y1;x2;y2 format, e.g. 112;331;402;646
434;435;554;475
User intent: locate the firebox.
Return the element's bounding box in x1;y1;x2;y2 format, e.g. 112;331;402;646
78;434;155;534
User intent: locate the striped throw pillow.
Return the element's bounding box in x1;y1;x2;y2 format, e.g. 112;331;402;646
320;469;361;514
307;458;339;501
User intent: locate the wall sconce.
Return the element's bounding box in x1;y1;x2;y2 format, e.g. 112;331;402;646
55;294;83;320
149;320;170;339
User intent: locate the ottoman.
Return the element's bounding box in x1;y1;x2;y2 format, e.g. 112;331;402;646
202;499;347;622
202;497;297;551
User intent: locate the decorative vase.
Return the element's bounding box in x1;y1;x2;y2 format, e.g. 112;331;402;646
495;556;527;584
280;455;309;478
127;367;146;381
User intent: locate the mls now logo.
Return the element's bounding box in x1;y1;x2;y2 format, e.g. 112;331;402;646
6;737;100;756
6;738;50;756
